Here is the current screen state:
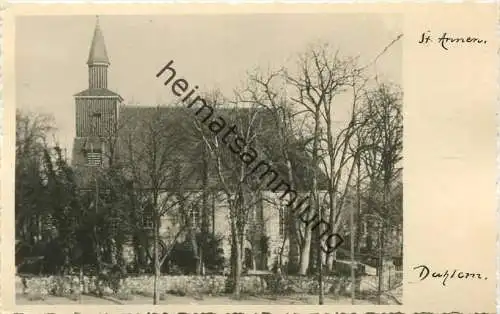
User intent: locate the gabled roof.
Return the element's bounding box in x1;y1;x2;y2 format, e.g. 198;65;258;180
87;17;110;66
74;105;329;191
74;88;123;100
117;105;328;190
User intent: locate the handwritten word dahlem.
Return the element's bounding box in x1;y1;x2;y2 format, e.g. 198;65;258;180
413;264;488;286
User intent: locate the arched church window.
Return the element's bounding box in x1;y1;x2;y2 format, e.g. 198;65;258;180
142;203;154;230
278;201;286;237
109;217;120;236
189;203;201;229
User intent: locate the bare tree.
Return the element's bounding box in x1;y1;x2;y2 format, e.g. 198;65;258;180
286;44;365;275
242;69;305;273
355;83;403;304
192;91;269;299
120;106;198;304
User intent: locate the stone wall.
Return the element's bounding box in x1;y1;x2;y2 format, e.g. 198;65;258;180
17;274;383;297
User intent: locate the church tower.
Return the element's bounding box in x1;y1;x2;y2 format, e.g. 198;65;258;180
73;17;123;170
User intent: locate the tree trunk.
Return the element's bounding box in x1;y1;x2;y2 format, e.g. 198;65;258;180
110;239;117;265
200;146;210;274
94;178;103;290
134;235;146;273
309;226;320;274
229;225;243;299
234;239;242;299
326;250;337;272
228;200;243;299
355;157;362;293
190;228;201;275
79;265;84;302
311;102;322;304
378;172;389;304
326;191;337;272
298;227;312;275
198;248;204;275
285;159;300;274
153;225;160;305
350;188;356;304
377;226;383;305
287;219;300;274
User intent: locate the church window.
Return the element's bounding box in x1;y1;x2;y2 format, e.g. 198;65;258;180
110;217;120;235
361;220;368;248
189;203;201;229
142;210;154;230
85;142;103;166
278;202;286;236
86;148;102;166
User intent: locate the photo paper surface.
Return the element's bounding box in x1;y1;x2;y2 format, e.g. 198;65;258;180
1;3;497;313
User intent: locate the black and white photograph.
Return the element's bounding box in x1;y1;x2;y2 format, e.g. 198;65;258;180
15;13;403;305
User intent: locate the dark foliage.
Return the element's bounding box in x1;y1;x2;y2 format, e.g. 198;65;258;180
167;232;225;274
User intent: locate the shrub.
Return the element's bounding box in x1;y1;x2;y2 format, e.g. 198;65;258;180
132;289;166;300
168;233;225;274
51;276;77;296
166;289;186;296
97;264;126;293
116;285;134;301
167;264;184;276
224;276;234;294
133;290;154;298
67;293;80;302
94;285;114;297
333;262;364;277
116;291;134;301
266;275;283;294
27;292;46;301
203;276;226;296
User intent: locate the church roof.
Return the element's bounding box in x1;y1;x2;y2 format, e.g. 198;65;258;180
74;88;123;99
73;105;328;191
87;17;110;66
116;105;328;191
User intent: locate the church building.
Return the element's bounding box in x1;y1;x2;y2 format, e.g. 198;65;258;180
72;18;323;273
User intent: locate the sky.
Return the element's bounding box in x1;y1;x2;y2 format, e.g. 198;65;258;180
16;14;402;157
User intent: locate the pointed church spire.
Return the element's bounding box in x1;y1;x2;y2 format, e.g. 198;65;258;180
87;16;110;89
87;16;110;66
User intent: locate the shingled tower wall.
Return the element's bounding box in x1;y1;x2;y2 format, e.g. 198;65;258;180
73;17;123;169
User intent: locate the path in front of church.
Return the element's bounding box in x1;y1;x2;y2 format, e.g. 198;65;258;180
16;293;385;305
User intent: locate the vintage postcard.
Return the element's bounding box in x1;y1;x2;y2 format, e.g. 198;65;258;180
1;3;497;313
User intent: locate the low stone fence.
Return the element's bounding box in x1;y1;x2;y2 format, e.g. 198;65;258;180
17;274;382;300
17;275;98;299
